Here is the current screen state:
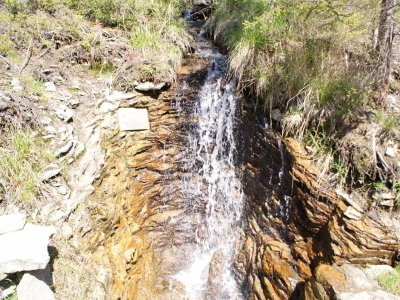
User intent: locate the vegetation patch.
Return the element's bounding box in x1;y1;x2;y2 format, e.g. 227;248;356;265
378;264;400;296
209;0;399;200
0;130;52;203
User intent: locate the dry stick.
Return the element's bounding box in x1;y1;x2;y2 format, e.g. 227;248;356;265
19;38;33;75
36;14;42;42
36;46;51;60
0;55;13;68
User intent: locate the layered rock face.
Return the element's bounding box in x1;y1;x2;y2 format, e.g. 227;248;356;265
235;102;399;299
86;20;398;300
87;51;211;299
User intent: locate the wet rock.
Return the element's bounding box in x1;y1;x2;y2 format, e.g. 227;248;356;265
0;224;55;273
17;270;55;300
0;213;26;235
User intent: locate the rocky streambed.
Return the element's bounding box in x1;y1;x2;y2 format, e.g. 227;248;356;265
84;17;400;300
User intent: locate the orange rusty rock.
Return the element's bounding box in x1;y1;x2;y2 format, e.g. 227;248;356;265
315;264;345;294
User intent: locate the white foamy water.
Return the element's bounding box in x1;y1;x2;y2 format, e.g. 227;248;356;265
173;51;245;299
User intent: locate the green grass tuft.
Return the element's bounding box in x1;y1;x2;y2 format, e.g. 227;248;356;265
378;264;400;296
0;130;52;202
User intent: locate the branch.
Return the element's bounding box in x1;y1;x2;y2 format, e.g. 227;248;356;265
19;38;33;75
36;14;42;42
0;55;13;68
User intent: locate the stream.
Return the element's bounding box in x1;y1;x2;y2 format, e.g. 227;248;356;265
171;30;245;299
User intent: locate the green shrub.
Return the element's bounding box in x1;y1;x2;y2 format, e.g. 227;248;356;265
303;126;335;157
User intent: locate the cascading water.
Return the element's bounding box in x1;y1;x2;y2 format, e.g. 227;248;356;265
172;31;245;300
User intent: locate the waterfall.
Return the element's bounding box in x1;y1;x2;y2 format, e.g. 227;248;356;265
172;38;245;300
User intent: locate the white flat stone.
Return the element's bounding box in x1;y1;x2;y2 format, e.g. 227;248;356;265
0;224;55;274
11;78;20;87
98;102;118;114
17;271;55;300
73;141;85;158
0;213;26;235
106;91;138;102
55;140;74;157
118;108;150;131
40;168;61;181
45;126;57;134
386;147;395;157
44;82;56;92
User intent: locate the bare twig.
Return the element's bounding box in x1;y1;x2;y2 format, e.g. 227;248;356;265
36;46;51;60
36;14;42;42
0;55;13;68
19;38;33;75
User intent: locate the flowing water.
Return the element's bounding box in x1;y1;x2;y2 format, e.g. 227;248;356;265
171;27;245;300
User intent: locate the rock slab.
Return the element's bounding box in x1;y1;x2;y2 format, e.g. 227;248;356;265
0;223;55;274
17;271;55;300
0;213;26;235
117;108;150;131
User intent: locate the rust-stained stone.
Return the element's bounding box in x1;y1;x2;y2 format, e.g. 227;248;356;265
315;264;345;294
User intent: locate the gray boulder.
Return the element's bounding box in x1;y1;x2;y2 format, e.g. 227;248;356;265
0;224;55;274
0;213;26;235
17;268;55;300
